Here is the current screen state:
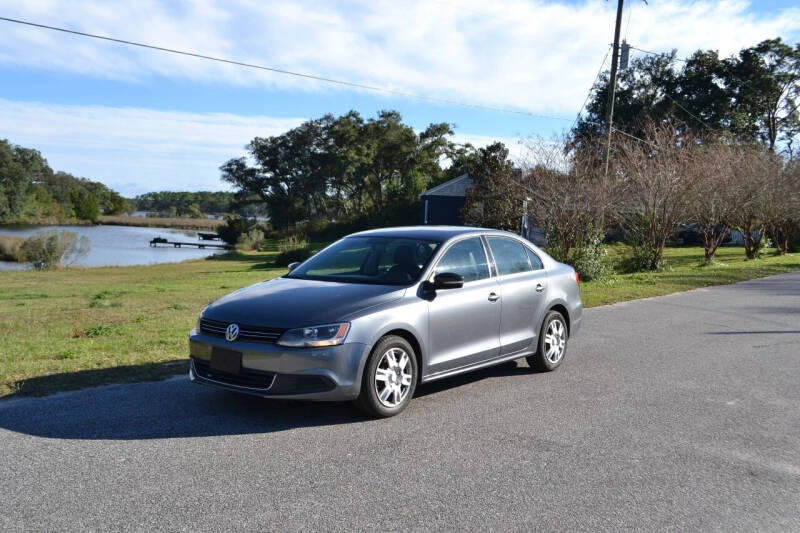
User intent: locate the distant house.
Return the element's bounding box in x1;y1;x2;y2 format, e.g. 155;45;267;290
419;173;474;225
419;173;546;245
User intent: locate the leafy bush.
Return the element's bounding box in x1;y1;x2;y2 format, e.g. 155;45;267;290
236;228;265;251
545;227;610;281
19;230;90;269
0;236;24;262
624;212;666;271
789;234;800;253
627;244;664;272
278;235;308;253
217;215;257;245
275;247;312;267
570;231;611;282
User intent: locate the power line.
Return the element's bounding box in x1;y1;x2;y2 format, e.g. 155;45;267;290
611;126;657;147
0;14;662;150
571;44;612;131
625;43;717;132
0;15;577;124
628;45;687;62
661;92;716;131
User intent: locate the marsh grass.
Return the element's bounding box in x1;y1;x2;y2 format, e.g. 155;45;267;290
0;235;24;262
98;215;224;230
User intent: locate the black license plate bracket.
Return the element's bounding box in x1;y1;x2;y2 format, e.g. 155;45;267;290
210;347;242;375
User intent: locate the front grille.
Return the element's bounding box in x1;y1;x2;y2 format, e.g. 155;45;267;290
270;374;336;395
199;317;286;343
192;357;275;390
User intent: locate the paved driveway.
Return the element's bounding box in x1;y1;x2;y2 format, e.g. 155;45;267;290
2;272;799;531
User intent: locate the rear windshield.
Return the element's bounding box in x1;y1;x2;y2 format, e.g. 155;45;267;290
287;236;441;286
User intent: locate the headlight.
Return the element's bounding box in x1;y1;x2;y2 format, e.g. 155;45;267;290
277;323;350;347
195;306;209;332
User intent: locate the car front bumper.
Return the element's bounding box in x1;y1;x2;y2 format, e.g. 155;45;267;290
188;330;371;401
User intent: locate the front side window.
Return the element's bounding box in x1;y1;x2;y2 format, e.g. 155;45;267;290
288;236;440;285
434;237;490;282
487;237;532;276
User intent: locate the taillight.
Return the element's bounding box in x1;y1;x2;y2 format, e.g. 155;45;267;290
574;271;580;285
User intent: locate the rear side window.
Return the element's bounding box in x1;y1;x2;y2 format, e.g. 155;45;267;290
526;247;544;270
487;237;532;276
435;237;490;282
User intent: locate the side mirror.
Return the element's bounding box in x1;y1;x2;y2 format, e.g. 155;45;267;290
424;272;464;291
287;261;301;271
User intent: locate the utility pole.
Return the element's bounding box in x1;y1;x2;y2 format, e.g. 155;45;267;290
603;0;625;178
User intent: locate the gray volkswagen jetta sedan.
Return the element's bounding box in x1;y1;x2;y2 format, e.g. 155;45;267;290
189;226;582;417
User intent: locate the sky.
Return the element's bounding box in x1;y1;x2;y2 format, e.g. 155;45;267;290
1;0;799;196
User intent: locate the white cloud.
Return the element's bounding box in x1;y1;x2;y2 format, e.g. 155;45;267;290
0;99;305;195
0;99;523;195
1;0;798;115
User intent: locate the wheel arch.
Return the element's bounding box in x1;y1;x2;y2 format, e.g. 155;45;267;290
547;302;571;333
381;328;424;376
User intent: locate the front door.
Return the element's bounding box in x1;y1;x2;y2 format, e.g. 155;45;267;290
426;237;501;375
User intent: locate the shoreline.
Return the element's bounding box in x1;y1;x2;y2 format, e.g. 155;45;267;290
0;216;225;231
97;215;225;230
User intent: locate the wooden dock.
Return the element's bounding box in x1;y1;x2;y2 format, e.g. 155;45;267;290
149;237;232;250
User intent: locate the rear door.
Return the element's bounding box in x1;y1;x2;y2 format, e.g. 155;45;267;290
485;236;549;356
425;236;501;375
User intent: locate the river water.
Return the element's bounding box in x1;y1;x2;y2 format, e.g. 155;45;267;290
0;225;224;270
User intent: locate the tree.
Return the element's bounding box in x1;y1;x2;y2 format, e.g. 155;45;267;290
523;137;607;256
727;147;784;259
0;140;30;220
70;189;99;222
461;143;520;231
617;122;698;270
766;158;800;255
686;143;741;262
573;38;800;153
727;39;800;153
221;110;454;230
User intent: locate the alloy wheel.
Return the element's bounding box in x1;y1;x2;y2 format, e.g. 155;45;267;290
544;319;566;364
374;347;413;407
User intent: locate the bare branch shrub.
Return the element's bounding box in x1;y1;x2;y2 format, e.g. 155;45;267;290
768;159;800;254
727;148;784;259
687;143;741;262
616;123;698;271
521;136;617;280
19;230;90;269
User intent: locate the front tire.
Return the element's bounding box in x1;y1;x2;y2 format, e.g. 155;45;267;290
526;310;568;372
355;335;418;418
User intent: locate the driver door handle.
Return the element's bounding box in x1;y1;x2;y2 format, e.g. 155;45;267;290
488;292;500;302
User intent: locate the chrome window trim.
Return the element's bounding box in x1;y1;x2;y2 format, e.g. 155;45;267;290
484;235;539;279
424;234;493;285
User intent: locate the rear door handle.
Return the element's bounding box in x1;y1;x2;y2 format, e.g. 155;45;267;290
488;292;500;302
535;284;545;292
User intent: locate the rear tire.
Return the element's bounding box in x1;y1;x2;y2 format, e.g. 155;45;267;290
526;310;568;372
355;335;418;418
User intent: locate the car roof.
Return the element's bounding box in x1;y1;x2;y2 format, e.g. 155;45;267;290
348;225;519;242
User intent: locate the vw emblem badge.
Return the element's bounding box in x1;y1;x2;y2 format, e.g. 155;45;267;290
225;323;240;342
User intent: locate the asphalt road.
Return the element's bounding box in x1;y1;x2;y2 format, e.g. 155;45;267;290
2;272;799;532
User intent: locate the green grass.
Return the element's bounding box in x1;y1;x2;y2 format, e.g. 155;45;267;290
580;245;800;307
0;243;797;398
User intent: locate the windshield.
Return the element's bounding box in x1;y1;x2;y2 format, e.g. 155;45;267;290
287;236;441;285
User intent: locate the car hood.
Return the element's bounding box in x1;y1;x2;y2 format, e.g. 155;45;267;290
203;276;406;328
